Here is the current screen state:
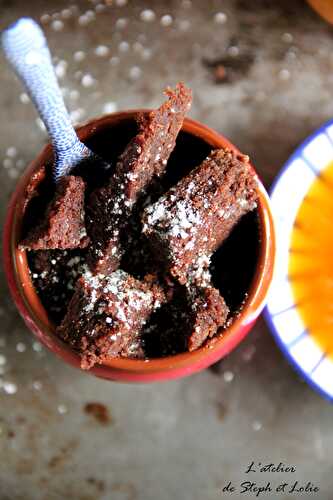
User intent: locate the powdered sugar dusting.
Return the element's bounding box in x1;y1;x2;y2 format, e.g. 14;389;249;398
143;148;257;287
81;270;161;330
144;197;202;240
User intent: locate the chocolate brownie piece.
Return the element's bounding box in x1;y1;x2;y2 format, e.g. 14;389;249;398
57;270;166;369
87;82;192;275
28;249;86;323
186;286;229;351
140;283;190;357
142;148;257;285
141;283;228;355
21;175;89;250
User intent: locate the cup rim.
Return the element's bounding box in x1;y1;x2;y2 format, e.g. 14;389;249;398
3;110;275;379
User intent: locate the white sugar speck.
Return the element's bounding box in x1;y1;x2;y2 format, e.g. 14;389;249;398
78;14;90;26
160;14;173;26
36;118;46;132
73;50;86;62
16;342;26;353
279;68;290;81
214;12;227;24
40;13;51;24
81;74;95;87
55;60;67;79
57;404;68;414
51;19;64;31
6;147;17;158
116;18;128;29
95;3;106;13
69;89;80;100
129;66;142;80
118;41;130;53
103;102;117;114
3;382;17;395
33;380;43;391
20;92;30;104
61;8;72;19
110;56;120;66
252;420;262;432
140;9;156;22
223;370;234;383
228;45;240;57
141;48;152;60
85;9;95;20
95;45;109;57
32;341;43;352
282;32;293;43
70;108;85;124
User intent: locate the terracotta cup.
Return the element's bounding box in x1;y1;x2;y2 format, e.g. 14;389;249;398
307;0;333;24
3;111;275;383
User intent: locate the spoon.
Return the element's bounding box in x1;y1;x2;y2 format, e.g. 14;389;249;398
1;17;108;181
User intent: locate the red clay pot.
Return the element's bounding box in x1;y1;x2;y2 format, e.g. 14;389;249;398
3;111;275;382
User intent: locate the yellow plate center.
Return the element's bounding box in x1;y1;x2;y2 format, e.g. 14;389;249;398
289;161;333;357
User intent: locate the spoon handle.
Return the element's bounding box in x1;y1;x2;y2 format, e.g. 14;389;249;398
1;18;88;178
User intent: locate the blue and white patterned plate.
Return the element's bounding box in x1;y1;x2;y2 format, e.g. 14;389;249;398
265;118;333;402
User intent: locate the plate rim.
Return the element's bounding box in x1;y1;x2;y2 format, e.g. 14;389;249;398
264;116;333;403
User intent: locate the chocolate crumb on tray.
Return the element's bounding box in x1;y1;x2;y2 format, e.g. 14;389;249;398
21;175;89;250
142;148;258;286
86;82;192;275
57;270;166;369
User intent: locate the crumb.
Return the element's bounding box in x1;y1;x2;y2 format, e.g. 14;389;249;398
84;402;111;425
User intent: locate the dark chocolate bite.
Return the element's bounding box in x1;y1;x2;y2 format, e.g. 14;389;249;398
28;249;86;324
86;82;192;275
57;270;166;369
142;148;257;344
142;148;258;286
141;283;229;354
20;175;89;250
186;286;229;351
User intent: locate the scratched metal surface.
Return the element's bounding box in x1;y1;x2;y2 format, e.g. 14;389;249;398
0;1;332;499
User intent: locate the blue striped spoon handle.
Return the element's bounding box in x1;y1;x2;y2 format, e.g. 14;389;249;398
1;17;95;180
